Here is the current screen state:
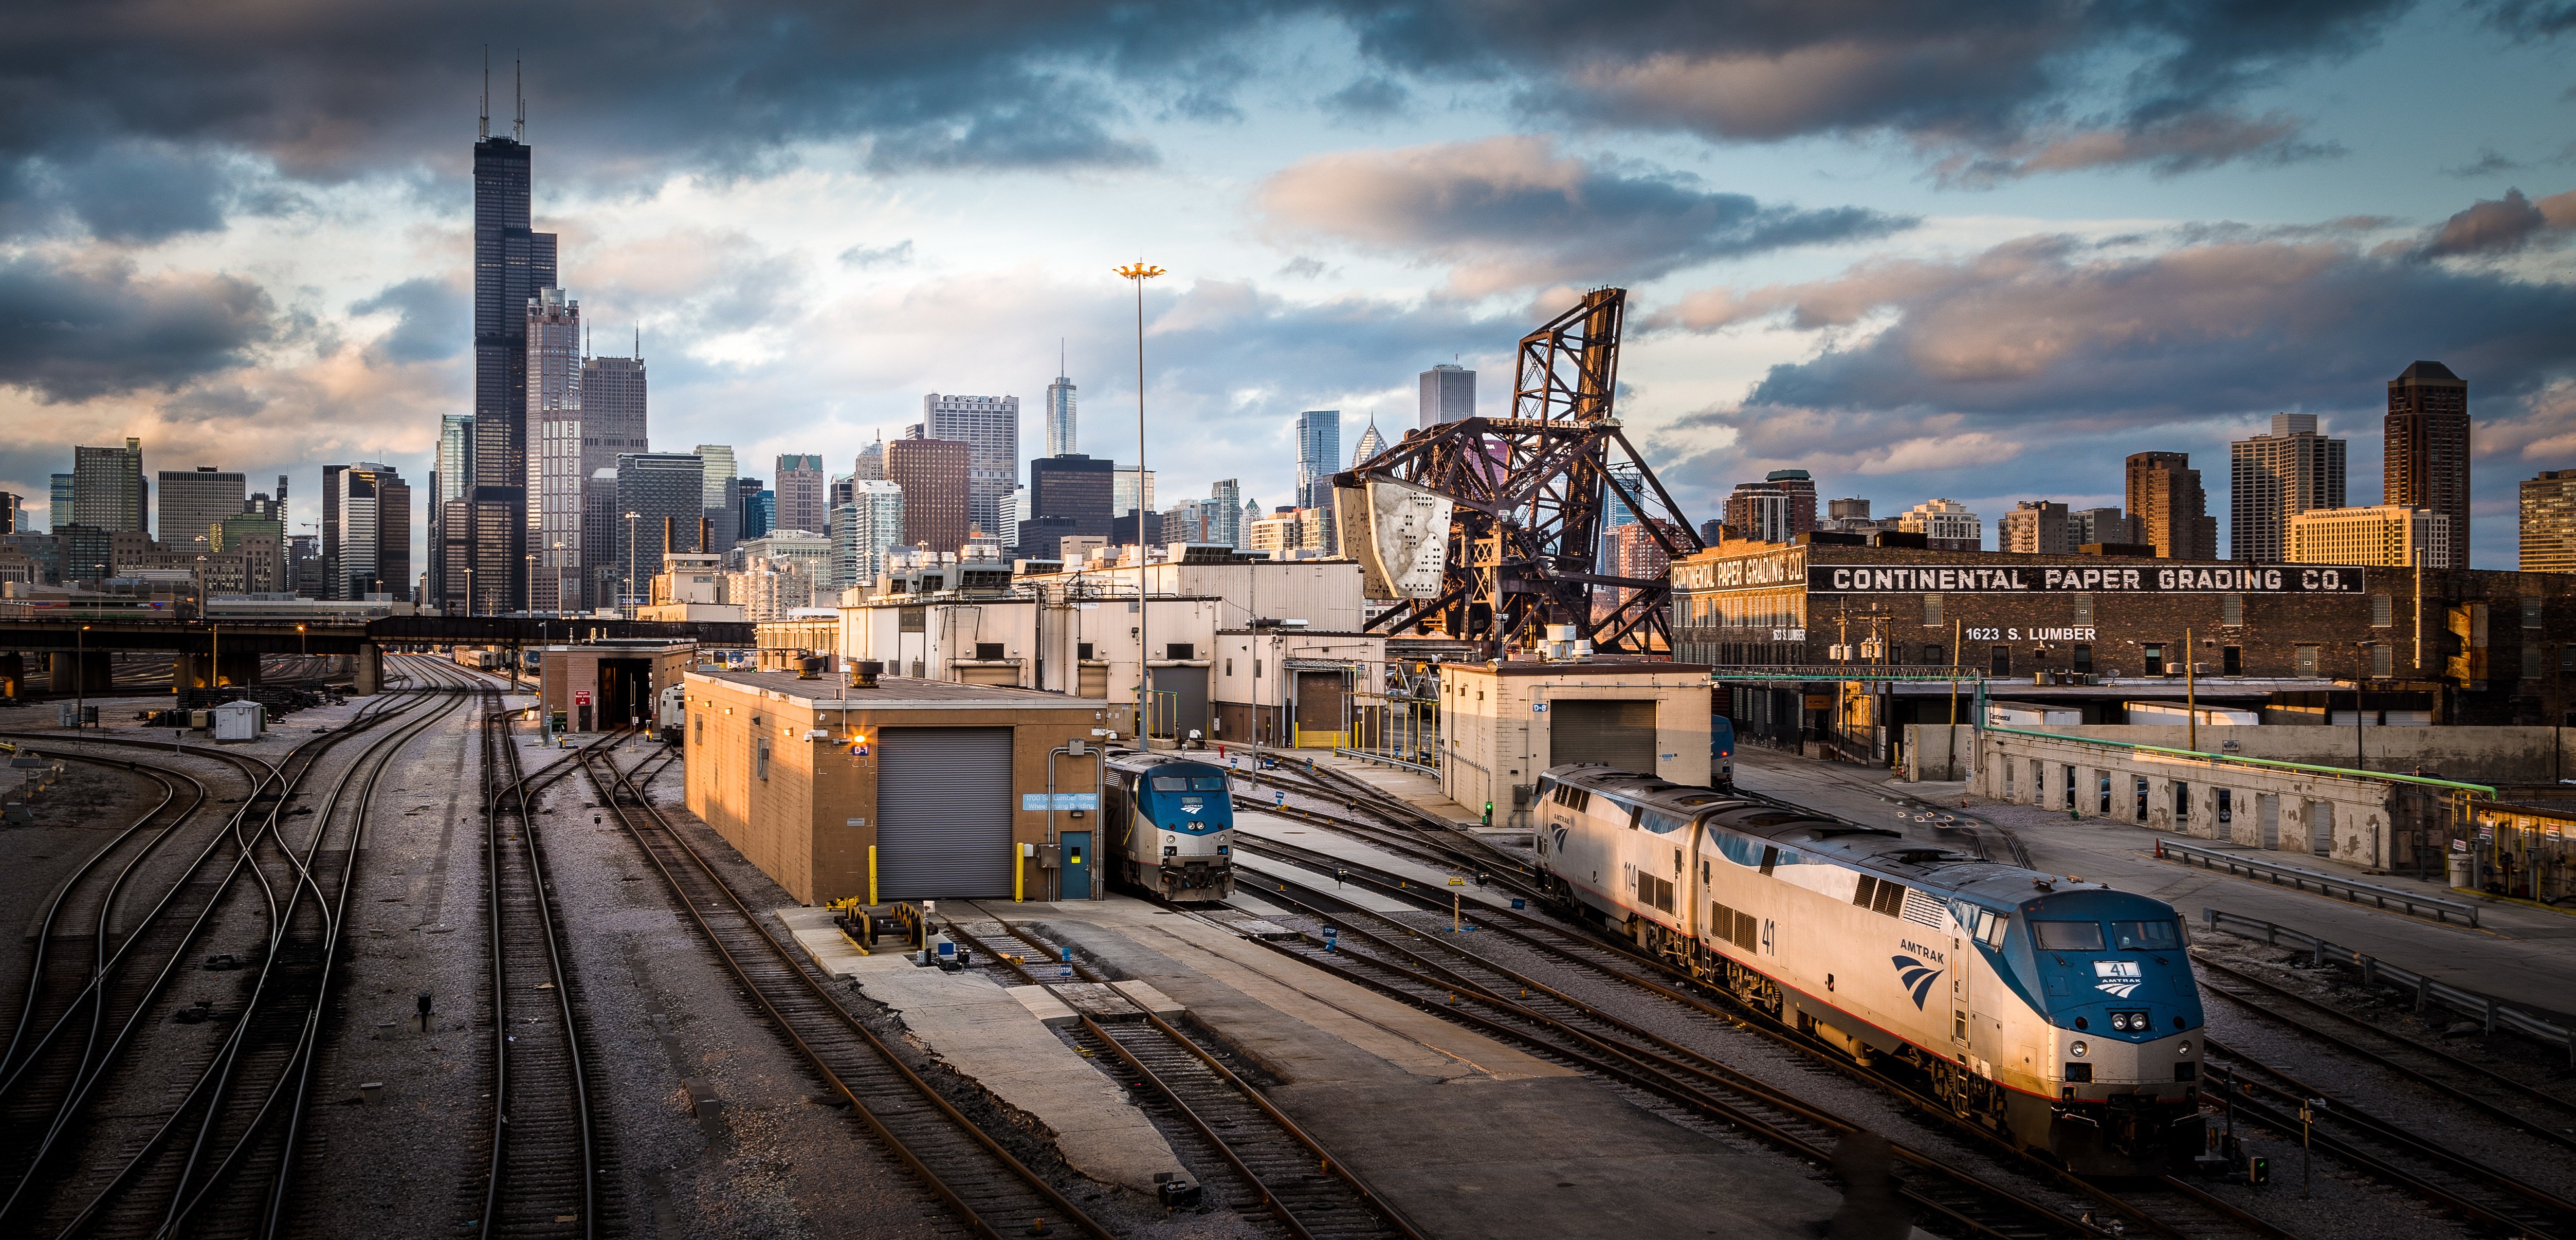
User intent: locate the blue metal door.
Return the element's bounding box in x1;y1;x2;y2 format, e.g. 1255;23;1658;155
1061;832;1092;900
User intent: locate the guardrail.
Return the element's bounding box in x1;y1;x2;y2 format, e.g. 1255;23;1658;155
1335;747;1439;778
2202;909;2569;1059
2158;837;2479;925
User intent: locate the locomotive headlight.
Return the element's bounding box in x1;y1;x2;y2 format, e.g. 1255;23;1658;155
2179;1040;2193;1055
2111;1013;2133;1032
2069;1040;2089;1057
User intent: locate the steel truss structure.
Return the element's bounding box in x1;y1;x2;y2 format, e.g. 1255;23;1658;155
1339;288;1702;652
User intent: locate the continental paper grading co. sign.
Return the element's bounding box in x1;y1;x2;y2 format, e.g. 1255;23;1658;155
1808;563;2366;595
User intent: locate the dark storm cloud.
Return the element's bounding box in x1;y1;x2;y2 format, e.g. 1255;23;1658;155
0;254;276;402
1342;0;2409;178
0;0;1288;196
350;277;465;364
1259;135;1912;295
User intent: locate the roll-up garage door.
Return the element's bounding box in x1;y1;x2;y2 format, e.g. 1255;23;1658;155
877;727;1014;898
1550;699;1656;774
1294;670;1345;741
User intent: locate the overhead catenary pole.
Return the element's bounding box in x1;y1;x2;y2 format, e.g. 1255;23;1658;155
1115;259;1164;741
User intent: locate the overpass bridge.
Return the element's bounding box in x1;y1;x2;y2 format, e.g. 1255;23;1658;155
0;613;754;697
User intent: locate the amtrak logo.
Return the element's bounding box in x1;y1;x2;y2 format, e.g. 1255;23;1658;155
2093;960;2143;998
1550;824;1570;851
1891;955;1944;1010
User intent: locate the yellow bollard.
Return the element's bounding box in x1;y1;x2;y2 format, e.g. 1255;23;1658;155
868;845;879;906
1015;852;1025;903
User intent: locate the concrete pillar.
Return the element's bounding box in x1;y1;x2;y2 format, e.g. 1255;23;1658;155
0;652;22;699
354;643;383;696
174;652;206;690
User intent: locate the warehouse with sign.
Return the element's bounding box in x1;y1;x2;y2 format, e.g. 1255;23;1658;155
681;665;1115;903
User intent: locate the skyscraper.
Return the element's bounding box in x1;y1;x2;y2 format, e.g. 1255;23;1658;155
2126;451;2217;560
854;480;906;586
329;463;410;600
885;437;969;553
2000;501;2071;554
1351;417;1385;467
527;287;583;611
1294;410;1340;552
613;453;706;609
923;393;1018;540
696;444;739;554
2230;413;2346;563
470;88;558;614
582;467;618;611
2387;361;2471;570
854;437;885;483
2523;470;2576;574
1419;363;1474;429
432;413;474;609
1029;454;1115;552
1113;466;1155;521
1765;469;1817;537
157;465;245;553
48;473;72;532
775;453;825;534
577;350;647;474
739;479;772;542
1209;479;1244;548
73;438;148;535
1045;357;1077;458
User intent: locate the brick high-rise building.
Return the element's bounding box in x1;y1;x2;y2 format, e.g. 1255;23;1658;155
2125;451;2217;560
2000;501;2071;554
775;453;826;535
2386;361;2470;569
2523;470;2576;574
1765;469;1817;537
922;393;1018;542
2231;413;2346;563
885;437;969;553
1721;482;1792;542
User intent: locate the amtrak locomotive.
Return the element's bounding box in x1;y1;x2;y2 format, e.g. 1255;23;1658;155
1534;762;2203;1175
1102;752;1236;901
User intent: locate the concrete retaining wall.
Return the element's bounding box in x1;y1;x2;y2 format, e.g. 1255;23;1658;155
1994;724;2571;785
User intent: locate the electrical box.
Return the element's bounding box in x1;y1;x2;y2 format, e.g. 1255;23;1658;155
1037;843;1064;869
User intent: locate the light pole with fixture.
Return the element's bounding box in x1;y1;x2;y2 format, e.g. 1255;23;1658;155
1115;259;1163;741
625;511;642;619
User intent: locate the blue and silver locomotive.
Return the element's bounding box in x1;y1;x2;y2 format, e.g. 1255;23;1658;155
1102;752;1237;901
1534;762;2204;1175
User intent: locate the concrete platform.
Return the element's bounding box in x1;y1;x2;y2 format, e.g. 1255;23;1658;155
775;907;1186;1193
986;896;1842;1240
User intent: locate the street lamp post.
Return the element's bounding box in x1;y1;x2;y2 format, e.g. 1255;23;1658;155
1115;259;1163;742
74;624;88;730
463;566;475;618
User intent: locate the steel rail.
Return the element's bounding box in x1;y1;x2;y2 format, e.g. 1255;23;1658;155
942;916;1423;1240
1233;831;2296;1240
473;691;606;1239
577;749;1115;1240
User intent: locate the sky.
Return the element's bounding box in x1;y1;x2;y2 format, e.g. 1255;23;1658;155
4;0;2575;571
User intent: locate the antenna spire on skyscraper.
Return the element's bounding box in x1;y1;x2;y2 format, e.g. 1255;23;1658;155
479;47;490;139
513;54;525;141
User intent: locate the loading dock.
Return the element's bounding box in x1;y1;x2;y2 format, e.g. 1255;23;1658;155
540;641;697;730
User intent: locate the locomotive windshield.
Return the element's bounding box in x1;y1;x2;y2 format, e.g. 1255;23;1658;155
1135;762;1236;835
2113;919;2182;951
2031;920;2107;951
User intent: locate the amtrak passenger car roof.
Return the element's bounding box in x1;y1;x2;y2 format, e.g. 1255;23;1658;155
1545;762;2069;908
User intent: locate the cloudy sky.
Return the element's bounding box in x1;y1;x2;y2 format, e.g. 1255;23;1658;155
6;0;2575;570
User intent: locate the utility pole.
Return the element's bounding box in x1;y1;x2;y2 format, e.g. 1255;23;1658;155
2185;625;2197;753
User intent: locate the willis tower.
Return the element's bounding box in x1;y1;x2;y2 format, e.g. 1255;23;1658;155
463;64;555;614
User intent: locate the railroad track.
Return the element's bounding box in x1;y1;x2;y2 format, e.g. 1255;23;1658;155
2200;1040;2576;1238
938;915;1422;1240
474;695;606;1238
1228;858;2116;1240
1228;828;2293;1240
576;746;1113;1240
1;658;469;1236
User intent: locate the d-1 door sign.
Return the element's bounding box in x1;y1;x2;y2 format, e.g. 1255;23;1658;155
1021;792;1100;811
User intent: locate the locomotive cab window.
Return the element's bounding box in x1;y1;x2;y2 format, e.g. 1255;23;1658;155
2112;919;2181;951
1191;777;1226;790
1153;776;1189;791
2032;920;2106;951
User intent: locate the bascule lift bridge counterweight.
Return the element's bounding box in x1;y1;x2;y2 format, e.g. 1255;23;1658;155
1335;288;1702;654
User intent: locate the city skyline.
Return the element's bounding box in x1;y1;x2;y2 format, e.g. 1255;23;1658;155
2;7;2573;571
